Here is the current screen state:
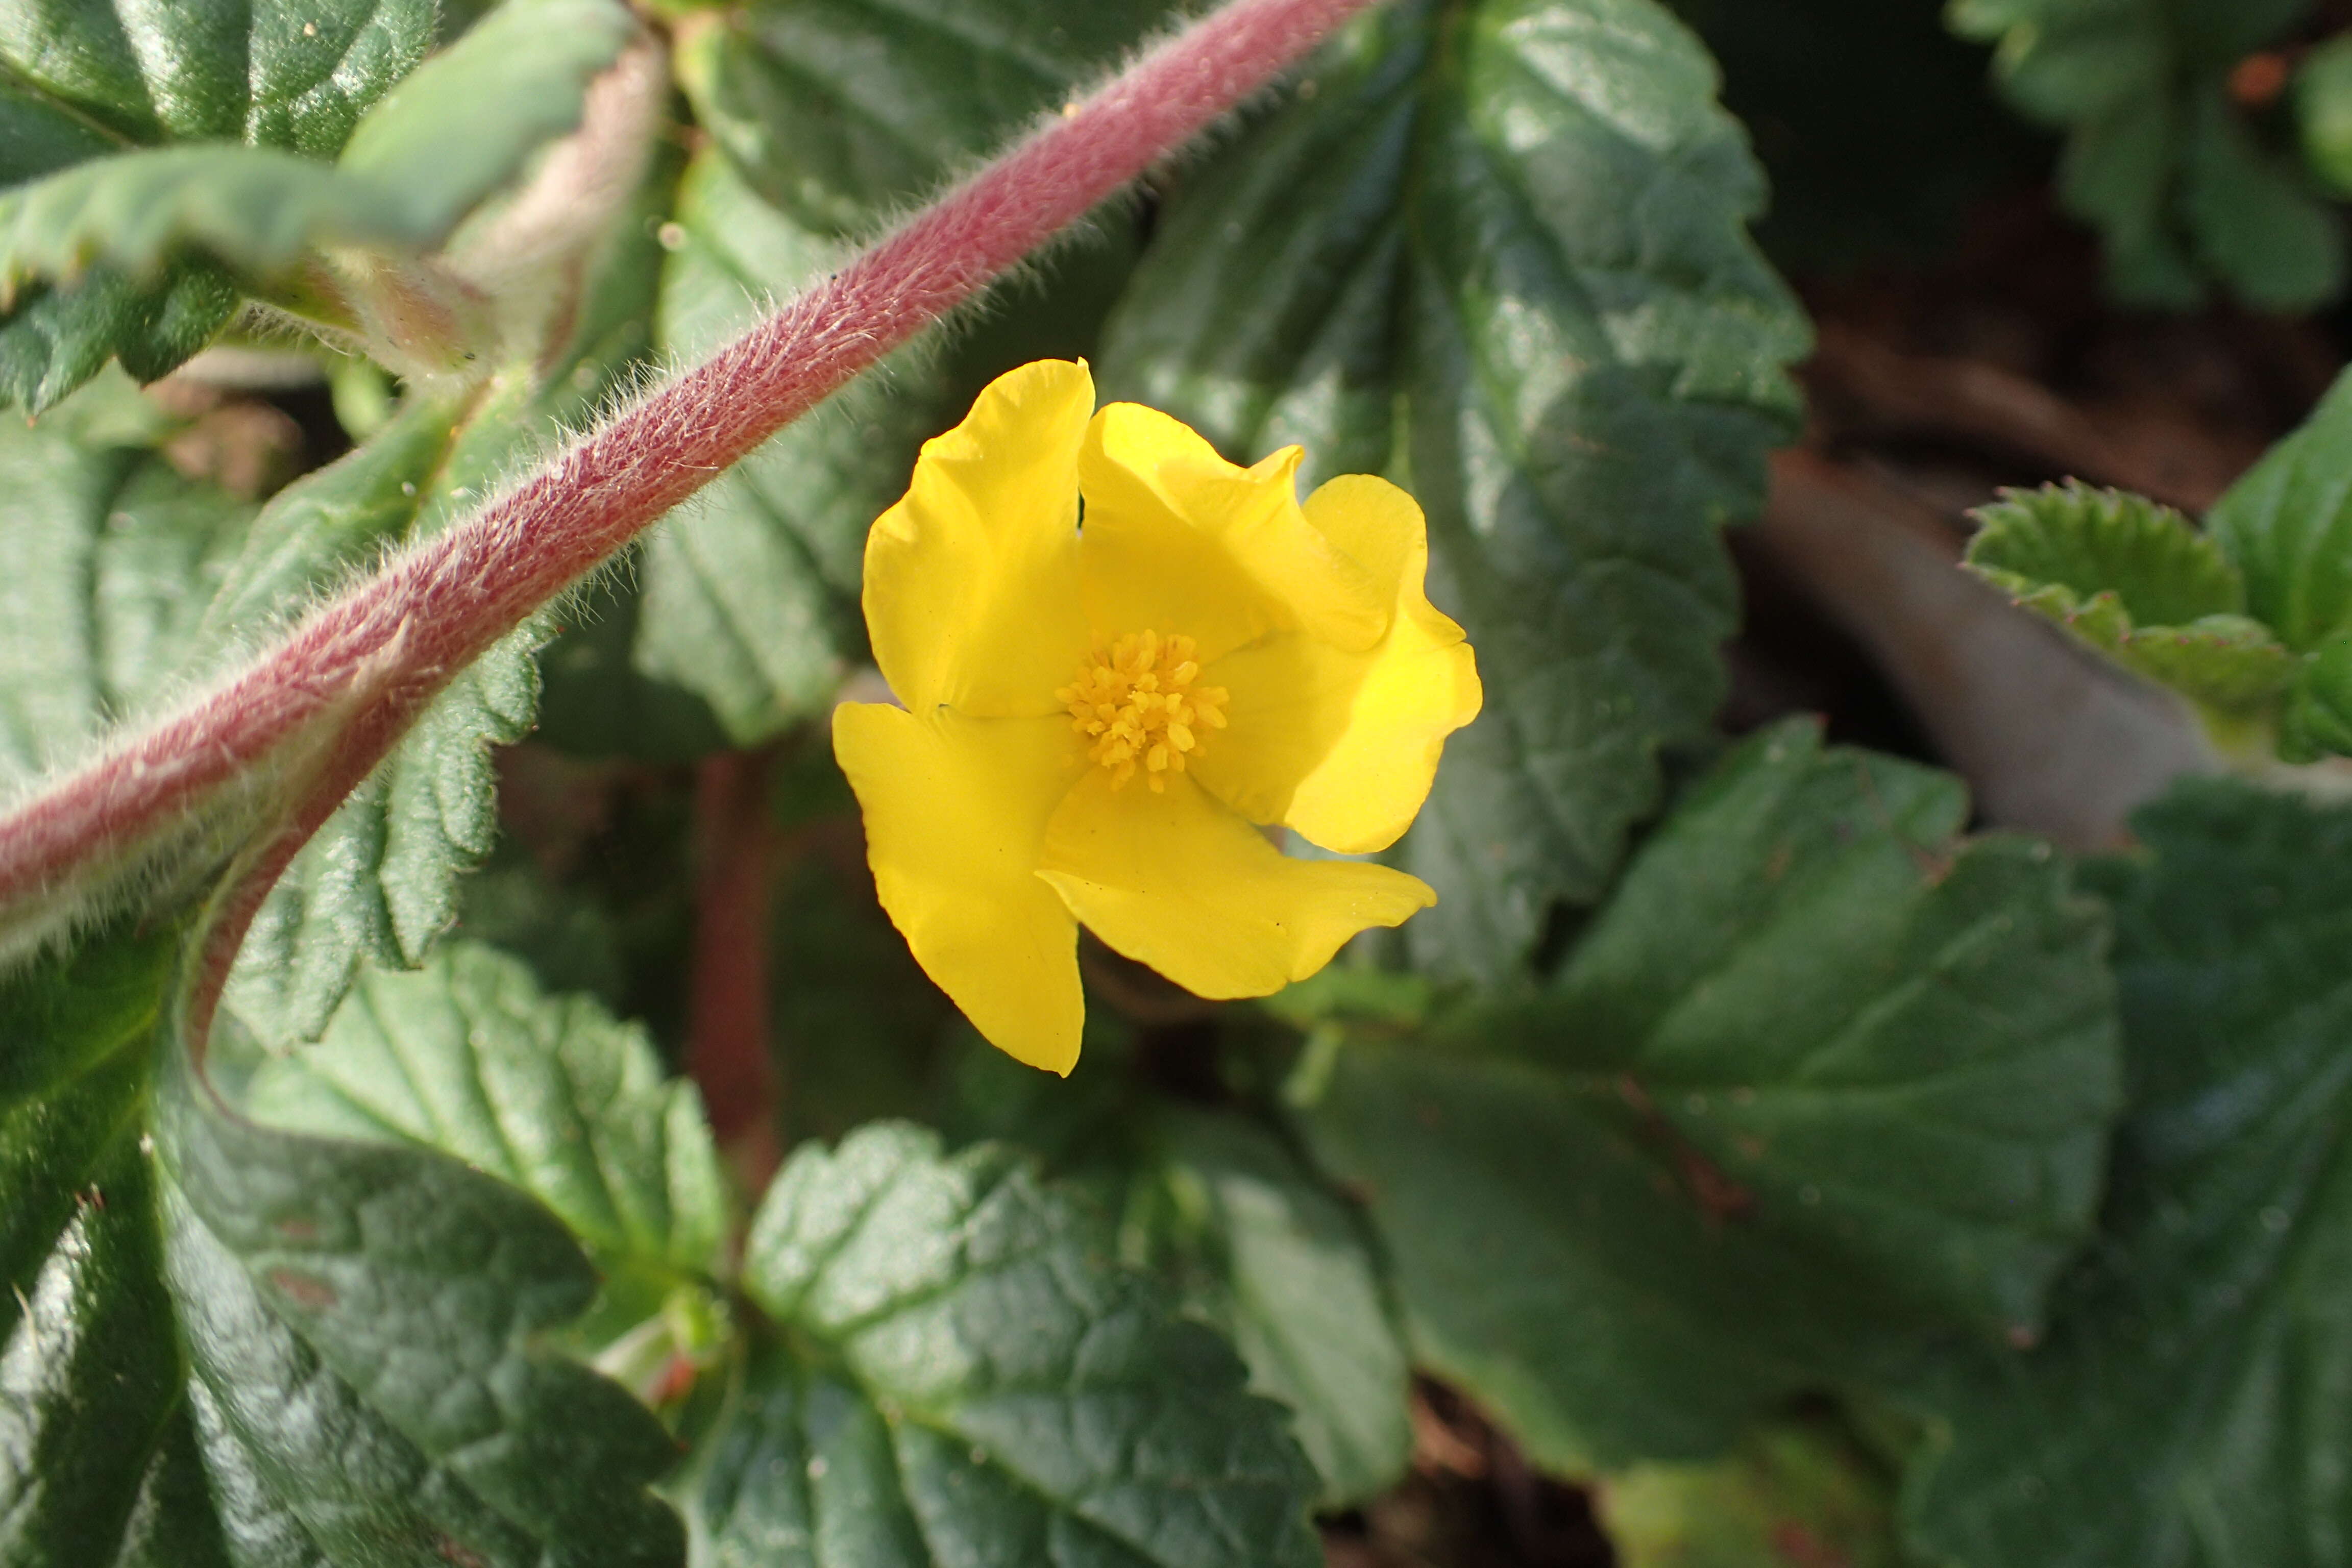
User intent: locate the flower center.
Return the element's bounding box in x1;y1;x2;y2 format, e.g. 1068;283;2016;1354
1055;630;1230;792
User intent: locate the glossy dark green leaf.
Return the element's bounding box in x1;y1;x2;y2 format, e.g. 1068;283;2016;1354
673;0;1179;234
673;1121;1322;1568
1294;722;2120;1471
3;911;690;1566
0;264;240;415
1097;0;1809;978
0;0;435;403
1904;780;2352;1567
158;1020;687;1566
0;0;435;157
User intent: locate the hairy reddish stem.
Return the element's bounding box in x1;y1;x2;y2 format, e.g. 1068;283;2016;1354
0;0;1377;1007
687;747;781;1185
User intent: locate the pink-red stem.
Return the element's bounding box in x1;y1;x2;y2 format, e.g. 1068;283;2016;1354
687;747;781;1185
0;0;1378;1025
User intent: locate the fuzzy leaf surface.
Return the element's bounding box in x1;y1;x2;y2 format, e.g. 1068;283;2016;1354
1097;0;1809;977
1964;481;2296;712
1905;781;2352;1568
675;1120;1324;1568
1294;721;2120;1469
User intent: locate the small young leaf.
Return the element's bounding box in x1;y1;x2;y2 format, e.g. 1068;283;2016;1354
1950;0;2330;309
681;1121;1324;1568
1964;481;2296;712
1904;780;2352;1568
1294;721;2120;1471
1098;0;1810;978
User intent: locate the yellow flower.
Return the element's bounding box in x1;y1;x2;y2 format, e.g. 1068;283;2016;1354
832;360;1481;1074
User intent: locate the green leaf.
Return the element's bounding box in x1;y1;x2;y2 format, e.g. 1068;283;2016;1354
2209;365;2352;654
0;407;255;783
1294;721;2120;1470
1096;0;1810;977
2282;628;2352;760
0;263;240;414
1950;0;2336;310
1114;1107;1412;1509
1963;481;2297;713
1903;780;2352;1568
2;914;690;1566
0;0;436;402
1595;1420;1905;1568
2297;35;2352;197
2180;88;2348;312
674;0;1180;234
215;378;547;1048
0;0;435;157
234;941;727;1299
674;1121;1322;1568
336;0;643;239
625;148;937;747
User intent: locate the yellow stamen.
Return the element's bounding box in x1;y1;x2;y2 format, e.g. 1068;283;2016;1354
1055;631;1230;792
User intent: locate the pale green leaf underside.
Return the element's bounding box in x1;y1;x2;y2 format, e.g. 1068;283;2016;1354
1297;721;2119;1471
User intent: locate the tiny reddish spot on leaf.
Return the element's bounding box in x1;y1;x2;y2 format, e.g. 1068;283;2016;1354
267;1268;338;1309
2229;52;2290;107
1771;1521;1849;1568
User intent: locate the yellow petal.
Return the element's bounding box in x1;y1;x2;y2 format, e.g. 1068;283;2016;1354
1192;475;1481;853
864;359;1093;717
1037;771;1435;1000
833;701;1086;1073
1077;403;1388;663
